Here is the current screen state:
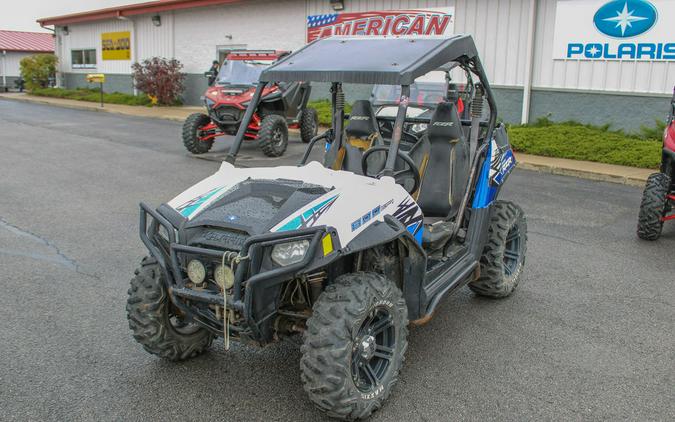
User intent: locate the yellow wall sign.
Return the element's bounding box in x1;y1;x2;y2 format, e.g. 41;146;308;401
101;31;131;60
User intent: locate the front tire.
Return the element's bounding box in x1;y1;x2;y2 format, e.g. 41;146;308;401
257;114;288;157
301;272;408;421
300;108;319;143
182;113;214;154
637;172;670;240
126;256;213;361
469;200;528;298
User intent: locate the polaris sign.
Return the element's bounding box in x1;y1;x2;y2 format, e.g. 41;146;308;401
553;0;675;61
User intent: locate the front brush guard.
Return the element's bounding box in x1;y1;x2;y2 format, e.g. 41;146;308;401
139;202;325;340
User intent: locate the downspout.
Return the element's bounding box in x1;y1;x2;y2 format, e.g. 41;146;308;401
2;50;6;88
521;0;538;124
118;13;138;95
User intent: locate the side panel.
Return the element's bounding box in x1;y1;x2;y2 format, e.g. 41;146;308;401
472;127;516;208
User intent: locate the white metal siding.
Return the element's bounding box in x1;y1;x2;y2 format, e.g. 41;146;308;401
1;51;33;77
174;0;307;74
52;0;674;94
532;0;675;94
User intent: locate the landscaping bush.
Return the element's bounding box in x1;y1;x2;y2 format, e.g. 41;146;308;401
307;99;352;126
509;119;662;169
31;87;151;106
20;54;58;91
132;57;185;105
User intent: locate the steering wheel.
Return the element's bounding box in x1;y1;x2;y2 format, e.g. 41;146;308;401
361;146;421;195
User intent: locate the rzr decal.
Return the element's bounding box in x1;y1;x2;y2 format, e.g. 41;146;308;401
489;140;515;186
276;194;339;232
175;186;224;218
392;198;424;243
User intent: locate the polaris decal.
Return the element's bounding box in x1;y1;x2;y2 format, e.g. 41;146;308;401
351;202;389;232
175;186;225;218
276;194;339;232
392;198;424;244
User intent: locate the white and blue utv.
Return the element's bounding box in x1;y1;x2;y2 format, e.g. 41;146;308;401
128;35;527;421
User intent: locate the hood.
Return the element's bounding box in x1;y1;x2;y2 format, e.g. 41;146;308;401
167;162;413;247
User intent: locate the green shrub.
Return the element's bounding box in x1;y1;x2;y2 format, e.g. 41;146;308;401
307;100;352;126
31;87;151;106
509;123;662;169
20;54;58;91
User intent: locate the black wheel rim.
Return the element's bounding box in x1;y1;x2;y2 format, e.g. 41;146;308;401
351;306;396;393
273;127;284;147
503;224;522;277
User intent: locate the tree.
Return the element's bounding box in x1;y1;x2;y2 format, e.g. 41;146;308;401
20;54;58;91
131;57;186;106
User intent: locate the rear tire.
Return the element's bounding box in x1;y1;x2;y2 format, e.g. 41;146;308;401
300;108;319;143
257;114;288;157
469;200;528;298
126;256;213;361
301;272;408;421
182;113;214;154
637;172;670;240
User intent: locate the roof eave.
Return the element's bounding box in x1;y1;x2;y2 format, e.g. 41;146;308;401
37;0;245;27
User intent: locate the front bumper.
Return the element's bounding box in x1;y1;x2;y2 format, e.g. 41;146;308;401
139;202;332;343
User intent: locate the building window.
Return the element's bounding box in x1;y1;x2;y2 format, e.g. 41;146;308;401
71;49;97;69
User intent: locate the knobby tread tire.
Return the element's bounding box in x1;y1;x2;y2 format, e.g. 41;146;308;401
300;108;319;143
182;113;214;154
300;272;408;421
126;256;213;361
637;172;670;240
257;114;288;157
469;200;528;298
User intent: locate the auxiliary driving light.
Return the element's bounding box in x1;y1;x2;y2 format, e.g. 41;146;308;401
214;264;234;290
271;239;310;266
187;259;206;284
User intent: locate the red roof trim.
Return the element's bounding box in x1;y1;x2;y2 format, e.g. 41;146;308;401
38;0;245;27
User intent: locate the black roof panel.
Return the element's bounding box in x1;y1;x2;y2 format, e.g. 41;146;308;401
259;35;479;85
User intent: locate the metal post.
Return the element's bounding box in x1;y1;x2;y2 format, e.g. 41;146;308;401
521;0;538;124
100;82;104;108
225;82;266;164
382;85;410;176
1;50;6;90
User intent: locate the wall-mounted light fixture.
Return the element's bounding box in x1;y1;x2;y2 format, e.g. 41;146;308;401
330;0;344;11
152;15;161;27
62;26;69;35
225;34;233;40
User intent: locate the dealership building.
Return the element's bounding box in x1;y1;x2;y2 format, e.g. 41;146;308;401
38;0;674;130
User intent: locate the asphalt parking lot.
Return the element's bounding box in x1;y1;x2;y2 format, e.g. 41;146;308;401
1;99;673;421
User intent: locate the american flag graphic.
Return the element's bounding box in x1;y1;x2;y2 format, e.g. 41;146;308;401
306;8;454;42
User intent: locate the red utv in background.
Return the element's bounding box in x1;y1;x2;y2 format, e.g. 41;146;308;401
637;87;675;240
182;50;318;157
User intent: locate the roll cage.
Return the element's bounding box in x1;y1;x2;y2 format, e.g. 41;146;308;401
224;35;498;182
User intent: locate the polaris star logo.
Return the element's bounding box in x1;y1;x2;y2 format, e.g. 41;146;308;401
593;0;657;38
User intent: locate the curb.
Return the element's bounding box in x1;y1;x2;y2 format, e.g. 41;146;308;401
0;94;191;122
515;161;648;187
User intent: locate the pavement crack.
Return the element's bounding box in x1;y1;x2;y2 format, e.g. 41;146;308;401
0;217;101;280
530;229;587;245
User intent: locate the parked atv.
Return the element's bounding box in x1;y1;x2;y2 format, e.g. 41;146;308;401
182;50;318;157
131;36;527;420
637;87;675;240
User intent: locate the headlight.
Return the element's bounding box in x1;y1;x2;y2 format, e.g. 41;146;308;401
271;239;310;266
187;259;206;284
214;264;234;290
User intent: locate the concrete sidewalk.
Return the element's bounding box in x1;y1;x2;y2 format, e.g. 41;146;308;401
0;92;201;121
0;92;653;186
